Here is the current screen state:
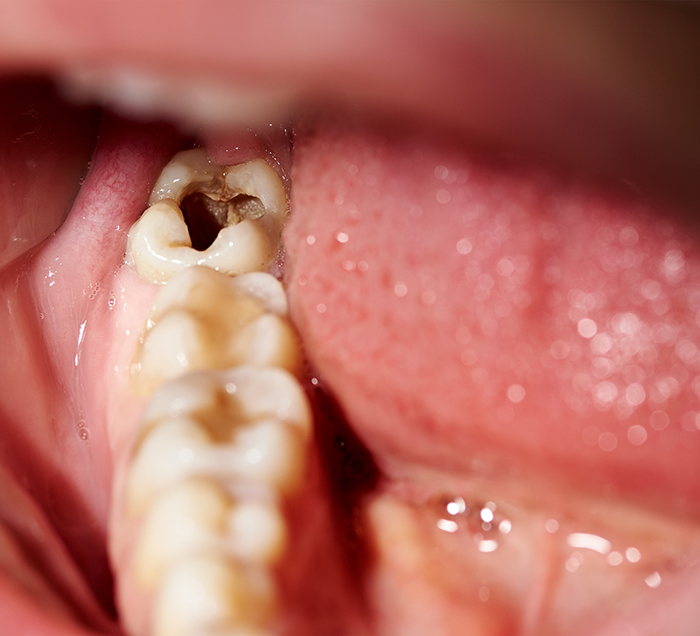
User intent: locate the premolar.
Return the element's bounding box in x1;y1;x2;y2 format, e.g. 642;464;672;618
126;149;287;283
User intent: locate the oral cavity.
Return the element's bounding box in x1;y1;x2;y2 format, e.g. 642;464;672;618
107;115;700;636
113;148;309;636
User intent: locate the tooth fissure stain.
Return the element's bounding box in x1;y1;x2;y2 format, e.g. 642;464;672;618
127;148;287;283
181;192;266;251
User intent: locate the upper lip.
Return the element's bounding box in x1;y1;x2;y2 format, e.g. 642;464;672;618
2;2;697;208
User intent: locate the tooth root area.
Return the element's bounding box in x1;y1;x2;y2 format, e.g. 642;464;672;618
129;149;287;283
131;267;301;396
151;553;275;636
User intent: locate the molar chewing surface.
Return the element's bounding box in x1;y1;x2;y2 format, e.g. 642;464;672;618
117;152;308;636
127;148;287;283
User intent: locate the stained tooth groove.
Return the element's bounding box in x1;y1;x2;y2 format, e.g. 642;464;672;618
130;266;301;396
118;148;309;635
127;149;287;283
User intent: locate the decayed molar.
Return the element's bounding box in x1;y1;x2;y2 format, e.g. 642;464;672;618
126;148;287;283
130;266;301;396
126;366;312;517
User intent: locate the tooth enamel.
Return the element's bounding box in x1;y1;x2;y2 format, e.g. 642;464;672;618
127;367;311;516
133;477;232;590
149;149;223;203
127;150;287;283
151;554;274;636
226;500;287;565
230;313;301;375
128;416;307;516
127;417;213;516
131;267;301;396
118;143;307;634
142;367;312;440
133;475;287;592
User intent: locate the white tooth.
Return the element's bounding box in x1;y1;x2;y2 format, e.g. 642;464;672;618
201;419;307;494
230;272;289;315
126;150;287;283
131;267;301;396
132;479;288;591
126;200;277;283
128;414;308;516
60;66;294;129
135;309;213;390
142;367;312;439
133;478;231;590
229;314;301;375
227;500;287;566
127;417;212;517
151;554;274;636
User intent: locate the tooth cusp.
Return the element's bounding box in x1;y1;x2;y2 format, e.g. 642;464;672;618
131;267;301;396
151;554;274;636
127;417;212;517
227;500;287;565
133;477;232;590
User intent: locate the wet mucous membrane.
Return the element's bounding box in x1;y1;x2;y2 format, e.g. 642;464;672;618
2;74;700;636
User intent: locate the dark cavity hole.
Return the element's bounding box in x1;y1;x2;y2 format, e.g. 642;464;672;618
180;192;264;251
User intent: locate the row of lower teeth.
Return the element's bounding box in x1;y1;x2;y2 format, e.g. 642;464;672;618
118;149;307;636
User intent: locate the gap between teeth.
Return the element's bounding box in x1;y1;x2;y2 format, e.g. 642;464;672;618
117;150;306;636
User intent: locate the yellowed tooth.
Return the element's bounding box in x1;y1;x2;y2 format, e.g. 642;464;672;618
151;554;274;636
130;266;301;396
140;367;312;440
126;367;311;516
227;500;287;566
127;414;307;517
133;477;232;590
126;149;287;283
132;477;287;591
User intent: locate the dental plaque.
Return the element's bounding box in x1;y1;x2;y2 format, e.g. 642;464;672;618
120;149;307;636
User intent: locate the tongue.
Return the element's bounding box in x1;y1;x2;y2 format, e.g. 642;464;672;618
284;111;700;515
